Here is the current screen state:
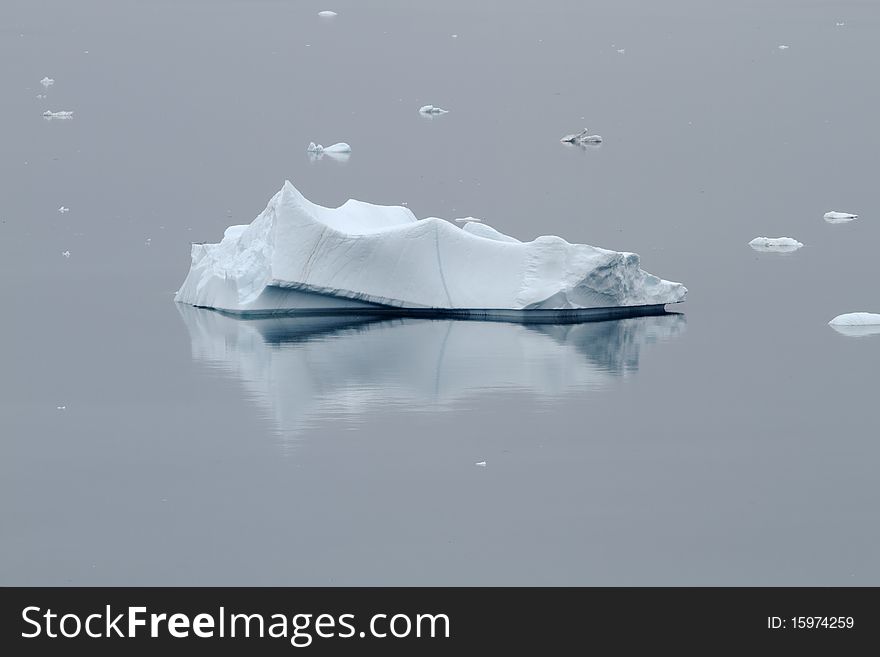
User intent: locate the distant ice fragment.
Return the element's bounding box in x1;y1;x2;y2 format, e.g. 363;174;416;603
778;45;790;50
419;104;449;114
824;211;858;223
318;10;337;17
829;312;880;337
829;312;880;326
58;206;69;214
454;216;482;223
836;22;846;27
56;405;66;410
40;77;54;87
451;34;458;38
307;141;351;154
560;129;603;144
616;48;625;54
175;180;687;316
475;461;487;467
62;250;70;258
43;110;73;119
748;236;803;252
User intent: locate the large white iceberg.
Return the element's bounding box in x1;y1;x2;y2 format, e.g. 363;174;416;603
828;312;880;337
175;181;687;318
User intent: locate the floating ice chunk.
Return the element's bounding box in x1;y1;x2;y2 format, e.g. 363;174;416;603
454;216;482;223
616;48;625;54
36;93;46;99
175;180;687;317
829;312;880;326
828;312;880;337
836;22;845;27
56;405;66;410
824;210;858;223
307;142;351;154
58;206;69;214
451;34;458;38
778;45;790;50
560;129;603;144
419;104;449;114
475;461;487;467
43;110;73;119
40;77;54;87
748;236;803;252
62;250;70;258
318;10;337;17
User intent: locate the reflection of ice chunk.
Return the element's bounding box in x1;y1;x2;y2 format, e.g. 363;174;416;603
307;141;351;154
824;211;858;223
177;305;686;438
748;236;803;252
419;105;449;114
318;10;337;17
829;313;880;337
175;181;688;316
40;77;54;87
560;129;603;144
42;110;73;119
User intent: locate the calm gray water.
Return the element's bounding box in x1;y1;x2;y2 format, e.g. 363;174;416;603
2;0;879;585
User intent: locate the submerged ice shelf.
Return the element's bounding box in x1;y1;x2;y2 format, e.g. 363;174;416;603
175;181;686;318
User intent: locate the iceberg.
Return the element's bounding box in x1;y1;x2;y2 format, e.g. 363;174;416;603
419;105;449;114
42;110;73;120
829;312;880;337
824;211;858;223
175;181;687;319
307;141;351;154
561;129;603;144
40;77;54;87
748;236;803;252
318;10;337;17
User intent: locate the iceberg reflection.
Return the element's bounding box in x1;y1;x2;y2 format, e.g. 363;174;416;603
177;306;686;437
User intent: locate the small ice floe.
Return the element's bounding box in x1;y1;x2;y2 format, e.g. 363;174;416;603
824;210;858;223
419;104;449;114
58;206;69;214
778;45;790;50
828;312;880;338
748;236;803;253
62;250;70;258
56;405;66;410
836;22;846;27
451;34;458;38
40;77;54;87
560;128;603;144
454;216;482;223
318;10;337;17
475;461;487;467
36;93;46;99
43;110;73;120
616;48;625;54
307;141;351;154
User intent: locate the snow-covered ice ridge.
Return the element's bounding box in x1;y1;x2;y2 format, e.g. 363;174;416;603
175;181;686;317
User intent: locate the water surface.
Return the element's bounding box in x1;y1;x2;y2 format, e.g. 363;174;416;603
1;0;879;585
